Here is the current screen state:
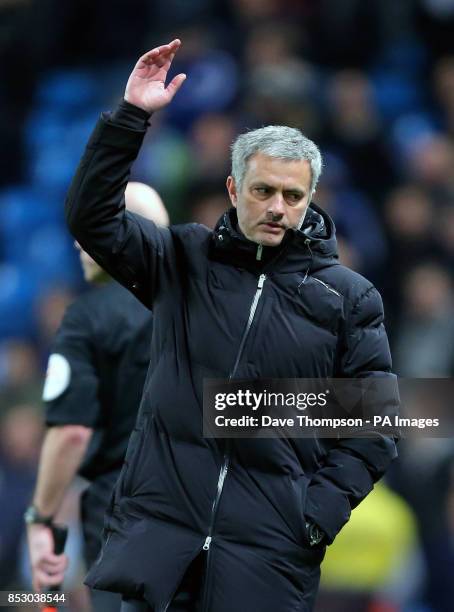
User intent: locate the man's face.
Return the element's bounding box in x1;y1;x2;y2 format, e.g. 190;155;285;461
226;153;312;247
74;242;105;283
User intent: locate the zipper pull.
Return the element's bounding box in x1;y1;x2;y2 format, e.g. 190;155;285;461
258;274;266;289
256;244;263;261
203;536;212;551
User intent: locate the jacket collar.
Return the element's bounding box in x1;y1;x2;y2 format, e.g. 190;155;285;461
209;203;338;274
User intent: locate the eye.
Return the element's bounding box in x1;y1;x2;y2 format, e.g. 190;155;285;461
253;186;269;195
286;192;303;204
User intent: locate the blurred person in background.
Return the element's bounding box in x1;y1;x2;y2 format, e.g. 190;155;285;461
0;403;43;589
188;185;230;229
393;262;454;377
320;70;397;201
416;0;454;59
317;481;420;612
390;258;454;610
389;435;454;612
34;288;75;354
433;55;454;136
313;177;387;283
66;39;398;612
189;113;236;185
241;21;319;132
0;340;40;390
439;203;454;268
407;133;454;200
381;184;440;330
26;182;168;612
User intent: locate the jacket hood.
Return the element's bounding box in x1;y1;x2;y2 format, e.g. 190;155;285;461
210;202;338;274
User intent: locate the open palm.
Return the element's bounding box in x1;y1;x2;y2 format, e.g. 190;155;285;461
125;39;186;113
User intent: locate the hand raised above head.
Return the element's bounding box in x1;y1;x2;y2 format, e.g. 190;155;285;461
124;39;186;114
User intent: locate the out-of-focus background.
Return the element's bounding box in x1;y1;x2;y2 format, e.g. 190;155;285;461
0;0;453;610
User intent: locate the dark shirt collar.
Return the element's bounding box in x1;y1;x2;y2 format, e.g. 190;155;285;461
209;203;338;274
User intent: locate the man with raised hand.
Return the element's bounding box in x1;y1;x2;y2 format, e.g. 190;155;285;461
66;39;397;612
26;183;168;611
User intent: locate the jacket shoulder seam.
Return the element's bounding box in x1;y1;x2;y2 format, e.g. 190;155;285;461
351;285;376;315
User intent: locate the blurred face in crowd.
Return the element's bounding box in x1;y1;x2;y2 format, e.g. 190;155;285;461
226;152;312;247
74;242;107;283
0;405;43;465
405;264;452;317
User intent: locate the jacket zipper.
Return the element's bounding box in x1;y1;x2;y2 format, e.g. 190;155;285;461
200;273;267;612
203;273;267;545
202;458;229;553
230;273;267;378
199;457;228;612
162;544;204;612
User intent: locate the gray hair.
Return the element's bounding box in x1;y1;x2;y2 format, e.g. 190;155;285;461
231;125;323;194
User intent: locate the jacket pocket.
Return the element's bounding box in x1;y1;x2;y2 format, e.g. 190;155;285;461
287;473;311;547
287;476;327;574
121;414;151;497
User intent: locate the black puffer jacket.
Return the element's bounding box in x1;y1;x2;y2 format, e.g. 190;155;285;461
66;113;398;612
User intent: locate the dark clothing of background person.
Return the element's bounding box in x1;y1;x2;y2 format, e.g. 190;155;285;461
44;280;152;605
65;104;398;612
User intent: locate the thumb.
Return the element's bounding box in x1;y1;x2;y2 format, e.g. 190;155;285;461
165;73;186;100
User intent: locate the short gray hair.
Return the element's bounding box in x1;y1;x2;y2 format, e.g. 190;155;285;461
231;125;323;194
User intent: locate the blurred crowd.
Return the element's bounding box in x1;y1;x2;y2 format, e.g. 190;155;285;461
0;0;453;610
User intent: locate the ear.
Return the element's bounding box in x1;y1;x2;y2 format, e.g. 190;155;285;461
226;176;238;208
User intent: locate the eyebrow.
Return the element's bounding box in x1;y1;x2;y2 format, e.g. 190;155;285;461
250;182;306;196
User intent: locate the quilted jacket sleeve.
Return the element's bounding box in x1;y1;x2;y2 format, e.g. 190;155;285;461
65;114;175;310
304;285;399;544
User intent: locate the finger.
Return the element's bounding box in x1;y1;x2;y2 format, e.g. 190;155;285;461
153;43;182;71
133;47;163;71
162;47;181;72
161;39;181;53
49;553;68;571
46;572;66;587
34;554;68;577
32;576;42;593
41;559;67;574
35;569;65;588
37;552;66;568
165;73;187;99
141;39;181;65
150;39;180;55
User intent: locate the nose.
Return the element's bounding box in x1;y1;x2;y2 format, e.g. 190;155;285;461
268;193;285;219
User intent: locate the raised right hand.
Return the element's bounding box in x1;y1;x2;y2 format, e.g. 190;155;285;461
124;39;186;113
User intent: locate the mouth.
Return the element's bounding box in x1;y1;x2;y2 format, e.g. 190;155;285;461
261;222;285;233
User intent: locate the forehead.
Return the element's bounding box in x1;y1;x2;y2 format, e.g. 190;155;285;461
243;152;312;190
